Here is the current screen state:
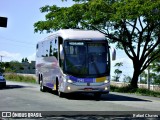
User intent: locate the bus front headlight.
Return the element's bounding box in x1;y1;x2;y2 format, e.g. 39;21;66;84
67;79;73;83
104;80;109;83
104;76;110;83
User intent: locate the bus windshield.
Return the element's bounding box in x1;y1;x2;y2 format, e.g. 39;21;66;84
64;41;109;77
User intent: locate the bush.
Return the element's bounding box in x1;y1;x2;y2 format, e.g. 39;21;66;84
5;73;36;83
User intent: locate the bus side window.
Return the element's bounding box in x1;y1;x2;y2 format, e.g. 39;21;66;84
55;38;57;44
41;42;46;57
58;37;63;68
36;44;39;57
53;39;58;59
36;44;39;50
49;41;53;56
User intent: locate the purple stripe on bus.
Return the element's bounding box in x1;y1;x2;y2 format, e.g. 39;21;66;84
69;76;94;83
46;83;54;88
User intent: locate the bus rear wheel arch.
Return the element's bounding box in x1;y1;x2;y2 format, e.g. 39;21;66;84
38;74;41;84
40;74;46;92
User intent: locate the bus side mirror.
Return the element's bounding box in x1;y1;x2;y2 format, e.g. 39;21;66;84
60;45;64;60
111;47;116;61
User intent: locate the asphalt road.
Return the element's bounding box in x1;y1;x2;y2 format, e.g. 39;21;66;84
0;81;160;119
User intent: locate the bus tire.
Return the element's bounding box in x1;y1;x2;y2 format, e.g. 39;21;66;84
56;79;64;97
40;77;46;92
55;79;59;95
94;93;101;100
58;91;64;98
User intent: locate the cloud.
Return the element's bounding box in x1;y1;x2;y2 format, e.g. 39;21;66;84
0;51;36;62
114;57;132;65
111;57;132;67
27;52;36;62
0;51;21;62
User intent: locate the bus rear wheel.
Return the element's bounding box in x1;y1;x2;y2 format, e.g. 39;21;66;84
40;80;46;92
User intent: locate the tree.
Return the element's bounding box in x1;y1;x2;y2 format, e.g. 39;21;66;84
112;62;123;82
5;61;22;73
140;46;160;85
24;57;28;63
34;0;160;88
22;58;25;63
150;46;160;74
22;58;28;63
123;75;132;83
149;53;160;85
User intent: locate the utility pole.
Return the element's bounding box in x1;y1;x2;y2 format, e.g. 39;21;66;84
0;16;7;72
147;48;152;90
0;56;4;73
0;56;4;69
0;16;8;28
0;16;7;64
0;55;4;63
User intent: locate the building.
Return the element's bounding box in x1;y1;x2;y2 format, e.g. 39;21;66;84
20;61;35;74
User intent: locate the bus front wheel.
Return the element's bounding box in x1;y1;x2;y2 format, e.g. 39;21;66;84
58;90;65;97
56;80;64;97
94;93;101;100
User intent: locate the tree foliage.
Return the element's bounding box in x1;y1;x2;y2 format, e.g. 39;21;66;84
22;57;29;63
113;62;123;82
3;61;22;73
34;0;160;88
141;46;160;85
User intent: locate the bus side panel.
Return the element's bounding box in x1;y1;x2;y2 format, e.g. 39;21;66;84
41;56;59;89
36;38;63;90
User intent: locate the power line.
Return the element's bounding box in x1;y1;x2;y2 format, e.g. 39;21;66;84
0;40;35;48
0;36;36;46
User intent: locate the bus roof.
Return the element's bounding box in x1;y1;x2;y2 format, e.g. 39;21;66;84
57;29;106;41
38;29;106;43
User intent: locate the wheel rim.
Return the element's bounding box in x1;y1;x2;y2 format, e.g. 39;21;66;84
58;84;61;96
58;83;62;97
40;81;43;90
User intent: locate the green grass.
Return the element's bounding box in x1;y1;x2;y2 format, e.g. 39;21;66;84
5;73;36;84
110;85;160;98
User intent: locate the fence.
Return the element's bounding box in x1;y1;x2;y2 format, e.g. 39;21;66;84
111;81;160;92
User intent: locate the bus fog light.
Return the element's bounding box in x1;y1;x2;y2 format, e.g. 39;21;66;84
104;80;108;83
67;86;71;90
105;87;108;90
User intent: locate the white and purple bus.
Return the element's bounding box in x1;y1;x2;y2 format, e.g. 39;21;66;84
36;29;116;98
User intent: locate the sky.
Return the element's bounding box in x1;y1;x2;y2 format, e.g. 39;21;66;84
0;0;133;80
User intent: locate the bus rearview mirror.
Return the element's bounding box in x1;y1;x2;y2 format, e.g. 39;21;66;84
60;45;64;60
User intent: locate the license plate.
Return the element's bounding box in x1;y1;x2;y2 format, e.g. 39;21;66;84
84;88;92;91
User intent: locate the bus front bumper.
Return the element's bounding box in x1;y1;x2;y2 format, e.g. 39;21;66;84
60;82;110;94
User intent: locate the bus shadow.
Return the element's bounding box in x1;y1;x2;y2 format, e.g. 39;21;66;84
63;93;151;102
0;84;33;90
47;89;151;102
50;91;98;101
101;93;151;102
